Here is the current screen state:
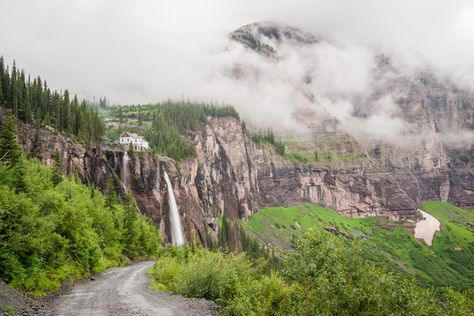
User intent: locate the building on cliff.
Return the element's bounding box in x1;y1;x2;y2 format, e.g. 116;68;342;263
118;132;150;152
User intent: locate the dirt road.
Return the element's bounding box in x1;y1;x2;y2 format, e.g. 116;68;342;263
51;261;216;316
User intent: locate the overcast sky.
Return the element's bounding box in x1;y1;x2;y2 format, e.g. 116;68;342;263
1;0;474;106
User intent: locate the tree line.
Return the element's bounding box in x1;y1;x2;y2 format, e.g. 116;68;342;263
0;56;105;144
108;101;241;160
251;129;285;155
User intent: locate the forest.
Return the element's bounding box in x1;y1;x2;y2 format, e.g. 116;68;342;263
0;57;105;144
106;101;241;160
106;101;289;161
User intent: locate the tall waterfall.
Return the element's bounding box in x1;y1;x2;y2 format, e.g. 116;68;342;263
164;171;185;245
121;152;130;192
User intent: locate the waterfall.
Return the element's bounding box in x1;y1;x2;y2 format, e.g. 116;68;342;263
163;170;185;245
121;152;130;192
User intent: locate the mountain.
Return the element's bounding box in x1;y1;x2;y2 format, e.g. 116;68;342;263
3;22;472;249
17;109;473;247
226;22;474;172
0;22;473;315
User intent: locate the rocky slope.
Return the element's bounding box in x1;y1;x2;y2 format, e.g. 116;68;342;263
16;116;473;245
226;22;474;172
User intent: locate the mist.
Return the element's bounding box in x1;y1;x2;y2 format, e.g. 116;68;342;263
0;0;473;146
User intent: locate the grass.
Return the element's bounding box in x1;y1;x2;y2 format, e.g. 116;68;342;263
421;202;474;287
282;138;367;166
5;305;15;316
243;202;474;290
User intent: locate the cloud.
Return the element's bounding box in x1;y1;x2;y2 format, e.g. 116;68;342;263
0;0;473;147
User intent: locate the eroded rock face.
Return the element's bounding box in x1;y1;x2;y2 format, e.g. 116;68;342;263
16;117;474;245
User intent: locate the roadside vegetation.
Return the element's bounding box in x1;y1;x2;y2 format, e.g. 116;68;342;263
151;232;472;315
243;203;474;290
0;116;161;296
151;202;473;315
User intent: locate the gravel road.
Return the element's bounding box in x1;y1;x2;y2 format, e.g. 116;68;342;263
51;261;216;316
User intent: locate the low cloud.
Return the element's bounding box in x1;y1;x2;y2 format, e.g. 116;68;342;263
0;0;473;147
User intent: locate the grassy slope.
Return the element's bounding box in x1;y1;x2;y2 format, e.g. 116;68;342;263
282;137;367;167
243;202;474;290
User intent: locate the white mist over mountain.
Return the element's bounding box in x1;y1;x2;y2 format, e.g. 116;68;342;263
0;0;473;146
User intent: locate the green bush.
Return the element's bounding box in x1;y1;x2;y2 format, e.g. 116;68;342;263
282;231;443;315
151;232;472;315
0;158;162;296
150;247;300;315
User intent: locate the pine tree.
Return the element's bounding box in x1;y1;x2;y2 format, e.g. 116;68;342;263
51;150;63;186
3;66;10;105
123;194;138;257
0;116;21;165
13;160;27;193
0;74;3;104
63;89;70;133
10;61;18;117
105;176;117;208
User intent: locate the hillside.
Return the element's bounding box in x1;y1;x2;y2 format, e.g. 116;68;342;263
103;101;240;160
0;57;105;145
0;115;161;298
242;202;474;290
226;22;474;172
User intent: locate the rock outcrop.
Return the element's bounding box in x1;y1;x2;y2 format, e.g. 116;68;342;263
16;116;474;245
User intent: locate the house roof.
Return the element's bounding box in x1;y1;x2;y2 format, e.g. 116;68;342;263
120;131;140;139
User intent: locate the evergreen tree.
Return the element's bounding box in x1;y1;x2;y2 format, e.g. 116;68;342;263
12;160;27;193
0;57;106;145
51;150;63;186
0;75;3;104
105;176;117;208
3;66;10;105
219;216;231;249
123;195;138;257
0;116;21;165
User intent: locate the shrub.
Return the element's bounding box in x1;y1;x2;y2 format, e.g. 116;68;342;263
0;158;162;296
150;247;296;315
151;232;473;315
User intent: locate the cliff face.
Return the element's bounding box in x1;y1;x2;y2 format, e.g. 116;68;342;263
16;117;474;245
226;22;474;175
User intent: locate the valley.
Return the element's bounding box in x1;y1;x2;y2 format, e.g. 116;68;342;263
243;202;474;290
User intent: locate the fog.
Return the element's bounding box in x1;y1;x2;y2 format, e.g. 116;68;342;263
0;0;473;145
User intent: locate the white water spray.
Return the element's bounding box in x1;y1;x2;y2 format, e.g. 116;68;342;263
164;170;185;245
121;152;130;192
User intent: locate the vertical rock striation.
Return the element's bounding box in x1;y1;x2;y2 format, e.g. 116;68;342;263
16;117;473;245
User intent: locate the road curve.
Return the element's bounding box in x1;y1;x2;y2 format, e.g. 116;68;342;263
51;261;216;316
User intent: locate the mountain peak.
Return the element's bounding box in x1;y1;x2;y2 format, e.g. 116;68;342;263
229;21;318;56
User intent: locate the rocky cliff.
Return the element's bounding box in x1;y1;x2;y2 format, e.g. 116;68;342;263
16;116;474;245
226;22;474;173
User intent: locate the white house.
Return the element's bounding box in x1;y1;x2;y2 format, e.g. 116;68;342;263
119;132;150;152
